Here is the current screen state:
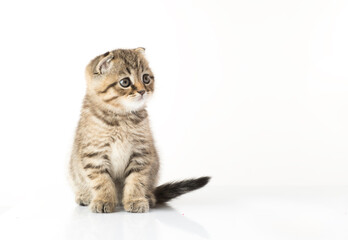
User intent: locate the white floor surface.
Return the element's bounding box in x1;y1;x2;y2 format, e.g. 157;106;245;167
0;185;348;240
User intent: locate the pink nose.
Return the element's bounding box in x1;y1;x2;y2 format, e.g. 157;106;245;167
138;90;145;95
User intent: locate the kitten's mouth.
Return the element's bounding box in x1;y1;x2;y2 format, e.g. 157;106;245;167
137;95;145;101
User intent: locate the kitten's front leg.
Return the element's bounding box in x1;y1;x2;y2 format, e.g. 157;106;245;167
122;152;157;213
122;169;150;213
83;158;117;213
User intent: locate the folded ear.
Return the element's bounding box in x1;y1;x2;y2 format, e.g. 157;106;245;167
94;51;114;74
134;47;145;54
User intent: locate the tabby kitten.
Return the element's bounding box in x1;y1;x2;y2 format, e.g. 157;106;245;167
69;48;210;213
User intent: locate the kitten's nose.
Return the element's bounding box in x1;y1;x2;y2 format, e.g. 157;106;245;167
137;90;145;95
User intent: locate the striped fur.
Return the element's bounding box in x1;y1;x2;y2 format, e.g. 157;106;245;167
69;48;210;213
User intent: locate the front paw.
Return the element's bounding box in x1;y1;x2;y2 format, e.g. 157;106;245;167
75;194;91;206
124;199;149;213
90;199;116;213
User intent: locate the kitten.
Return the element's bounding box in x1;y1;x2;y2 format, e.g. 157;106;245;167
69;48;210;213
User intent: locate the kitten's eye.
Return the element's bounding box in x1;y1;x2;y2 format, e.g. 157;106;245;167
143;74;151;84
119;78;131;88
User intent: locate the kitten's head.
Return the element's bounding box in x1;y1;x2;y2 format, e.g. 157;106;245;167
85;48;154;113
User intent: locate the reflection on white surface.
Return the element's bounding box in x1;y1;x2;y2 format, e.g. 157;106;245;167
1;185;348;240
66;205;210;240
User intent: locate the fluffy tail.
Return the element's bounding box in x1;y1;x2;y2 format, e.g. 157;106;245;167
154;176;211;204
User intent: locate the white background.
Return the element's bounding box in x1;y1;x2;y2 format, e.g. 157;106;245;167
0;0;347;208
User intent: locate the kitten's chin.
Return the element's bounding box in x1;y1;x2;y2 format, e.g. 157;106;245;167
120;96;149;112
